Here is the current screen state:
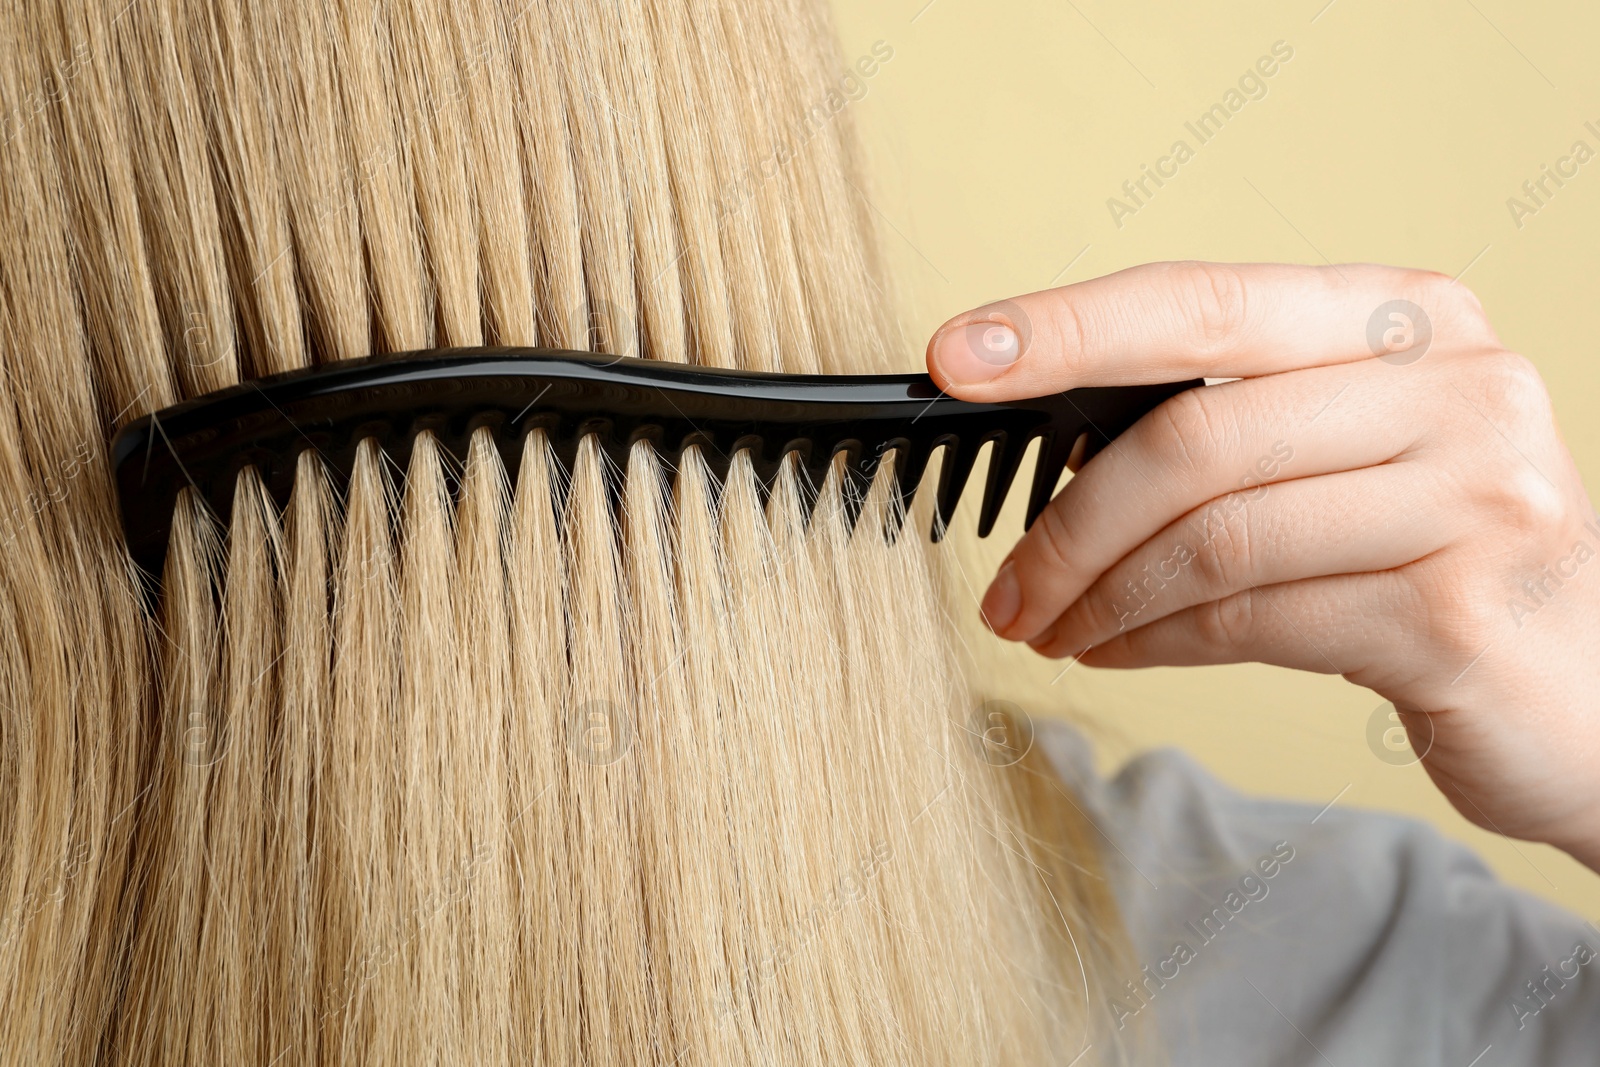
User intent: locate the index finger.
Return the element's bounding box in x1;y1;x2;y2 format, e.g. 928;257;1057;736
925;261;1492;399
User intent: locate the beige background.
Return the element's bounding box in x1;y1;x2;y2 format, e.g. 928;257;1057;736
830;0;1600;915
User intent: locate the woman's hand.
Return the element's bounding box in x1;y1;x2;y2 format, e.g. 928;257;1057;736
928;262;1600;870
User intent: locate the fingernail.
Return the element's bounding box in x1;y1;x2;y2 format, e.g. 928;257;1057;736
981;560;1021;634
933;321;1020;385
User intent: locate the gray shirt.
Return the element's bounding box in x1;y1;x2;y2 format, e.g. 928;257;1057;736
1040;721;1600;1066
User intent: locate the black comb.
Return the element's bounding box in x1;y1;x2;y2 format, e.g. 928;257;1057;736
111;348;1198;587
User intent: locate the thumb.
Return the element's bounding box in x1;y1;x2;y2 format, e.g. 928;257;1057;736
924;297;1039;396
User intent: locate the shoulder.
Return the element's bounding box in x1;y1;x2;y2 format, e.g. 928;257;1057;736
1036;719;1600;1066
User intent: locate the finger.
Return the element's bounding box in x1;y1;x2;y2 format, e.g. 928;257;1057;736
926;260;1496;398
981;358;1426;642
1034;462;1457;658
1070;573;1413;676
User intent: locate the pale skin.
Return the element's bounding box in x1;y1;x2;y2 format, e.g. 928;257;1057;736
926;261;1600;873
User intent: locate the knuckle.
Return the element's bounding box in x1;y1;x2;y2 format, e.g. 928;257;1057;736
1452;282;1491;330
1450;354;1562;528
1075;584;1127;637
1188;497;1253;590
1407;564;1497;659
1409;269;1496;347
1195;589;1259;649
1044;297;1092;379
1480;352;1554;425
1147;388;1216;481
1487;463;1568;537
1172;261;1249;355
1405;268;1455;298
1030;495;1078;575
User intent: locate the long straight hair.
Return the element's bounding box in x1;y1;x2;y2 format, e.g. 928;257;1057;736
0;0;1126;1062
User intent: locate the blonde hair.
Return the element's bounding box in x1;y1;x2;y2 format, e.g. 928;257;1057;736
0;0;1126;1063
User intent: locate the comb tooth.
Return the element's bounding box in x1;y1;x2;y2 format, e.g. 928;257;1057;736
877;437;925;543
930;438;979;541
738;434;782;507
549;425;581;516
445;411;486;471
387;422;421;483
261;458;290;519
689;440;730;515
1023;430;1073;531
657;424;693;483
491;422;521;489
204;469;232;528
835;442;867;536
892;436;935;518
752;461;777;509
976;432;1030;538
603;431;632;519
794;441;829;528
598;420;631;475
550;422;580;477
657;440;684;483
841;490;865;536
699;436;733;487
843;439;875;492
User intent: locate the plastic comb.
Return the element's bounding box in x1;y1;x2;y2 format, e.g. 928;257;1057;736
111;348;1200;589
